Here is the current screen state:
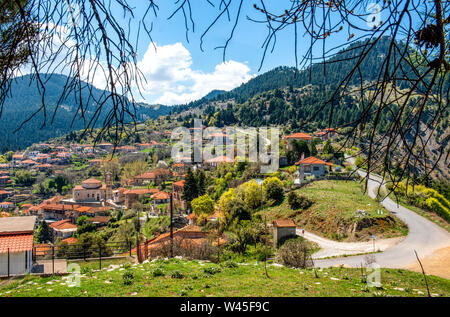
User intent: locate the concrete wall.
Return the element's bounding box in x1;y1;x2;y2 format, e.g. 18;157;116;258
273;227;296;248
0;251;32;276
73;189;106;202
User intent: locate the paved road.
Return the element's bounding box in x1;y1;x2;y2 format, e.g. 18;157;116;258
312;171;450;268
297;229;404;259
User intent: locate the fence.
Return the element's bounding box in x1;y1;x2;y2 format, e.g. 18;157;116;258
30;240;136;275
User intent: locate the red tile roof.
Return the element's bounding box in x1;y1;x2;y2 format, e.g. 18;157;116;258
205;156;234;163
0;234;33;253
62;237;78;244
295;156;332;166
283;132;313;140
173;180;185;187
124;188;160;195
273;219;296;228
151;191;170;200
49;219;77;230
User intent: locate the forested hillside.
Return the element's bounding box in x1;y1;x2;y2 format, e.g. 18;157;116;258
0;74;171;151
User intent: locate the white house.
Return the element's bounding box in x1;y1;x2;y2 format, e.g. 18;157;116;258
295;156;333;183
0;216;36;276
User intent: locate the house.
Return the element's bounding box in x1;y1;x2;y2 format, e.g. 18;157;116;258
272;219;297;248
35;154;51;164
172;180;186;211
49;219;77;239
283;132;313;150
118;145;137;153
97;143;114;151
129;168;171;186
88;159;102;167
315;128;337;141
151;191;170;205
113;187;127;204
295;156;333;182
86;216;111;228
0;216;36;276
12;154;23;164
0;201;14;211
20;159;37;168
203;155;234;170
123;188;160;208
0;190;12;201
0;175;11;186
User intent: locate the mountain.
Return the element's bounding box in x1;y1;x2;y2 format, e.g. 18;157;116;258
0;74;172;151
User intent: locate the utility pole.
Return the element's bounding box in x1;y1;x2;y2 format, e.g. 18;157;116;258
170;192;174;258
136;208;141;263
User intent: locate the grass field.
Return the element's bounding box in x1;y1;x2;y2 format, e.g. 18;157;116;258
0;258;449;297
260;180;408;241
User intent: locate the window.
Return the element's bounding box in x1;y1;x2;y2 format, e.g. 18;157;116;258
313;166;320;171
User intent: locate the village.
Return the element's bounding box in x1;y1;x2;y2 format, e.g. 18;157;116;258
0;125;345;276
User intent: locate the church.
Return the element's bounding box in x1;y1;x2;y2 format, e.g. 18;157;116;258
72;173;113;203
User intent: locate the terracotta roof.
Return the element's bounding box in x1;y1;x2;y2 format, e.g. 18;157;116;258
49;219;77;230
173;180;185;187
151;191;170;200
21;160;37;164
273;219;297;228
82;178;102;184
0;234;34;253
86;216;111;224
295;156;329;166
172;163;185;167
62;237;78;244
283;132;313;140
205;156;234;163
124;188;159;195
186;213;197;220
75;206;92;213
134;172;156;179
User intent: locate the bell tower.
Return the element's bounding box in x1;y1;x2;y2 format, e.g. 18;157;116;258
105;171;112;201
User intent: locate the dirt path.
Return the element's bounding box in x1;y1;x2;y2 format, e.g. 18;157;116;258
403;247;450;279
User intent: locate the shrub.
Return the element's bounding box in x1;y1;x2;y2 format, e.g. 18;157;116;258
223;260;238;268
277;239;314;269
152;267;165;277
122;270;134;285
287;192;313;210
203;266;221;275
263;177;284;202
171;270;184;279
425;197;450;222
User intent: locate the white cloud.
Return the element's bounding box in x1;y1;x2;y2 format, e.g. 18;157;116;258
136;43;253;105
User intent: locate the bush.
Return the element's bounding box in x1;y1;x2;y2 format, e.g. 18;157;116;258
425;197;450;222
287;192;313;210
152;267;165;277
203;266;221;275
223;260;238;268
171;270;184;279
122;270;134;285
263;177;284;202
277;239;314;269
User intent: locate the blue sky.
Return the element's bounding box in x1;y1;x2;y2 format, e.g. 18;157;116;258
67;1;396;105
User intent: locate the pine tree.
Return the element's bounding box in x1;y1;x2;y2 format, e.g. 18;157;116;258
195;169;206;196
182;168;198;208
35;220;52;243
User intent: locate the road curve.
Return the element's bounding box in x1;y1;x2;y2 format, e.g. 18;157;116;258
312;171;450;268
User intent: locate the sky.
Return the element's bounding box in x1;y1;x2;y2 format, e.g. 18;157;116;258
34;1;400;106
116;1;304;105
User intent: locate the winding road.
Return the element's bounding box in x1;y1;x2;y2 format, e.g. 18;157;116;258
299;169;450;269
